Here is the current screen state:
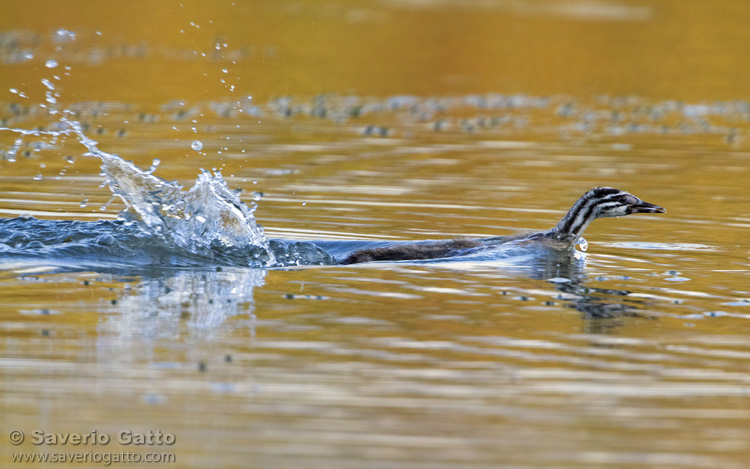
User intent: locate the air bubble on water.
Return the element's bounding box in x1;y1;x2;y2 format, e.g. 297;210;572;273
41;79;55;90
577;237;588;252
23;52;33;60
9;88;18;94
33;174;43;181
65;156;75;164
191;140;203;151
222;68;228;74
45;59;59;69
302;201;307;206
80;198;88;208
252;192;262;201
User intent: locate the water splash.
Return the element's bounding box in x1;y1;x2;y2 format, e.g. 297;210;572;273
1;116;336;268
60;116;276;263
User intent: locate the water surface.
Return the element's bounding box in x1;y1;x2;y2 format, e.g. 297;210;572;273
2;1;750;468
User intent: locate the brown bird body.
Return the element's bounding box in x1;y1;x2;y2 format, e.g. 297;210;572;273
340;238;482;264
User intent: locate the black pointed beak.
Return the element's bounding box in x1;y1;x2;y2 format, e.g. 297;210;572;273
632;200;666;214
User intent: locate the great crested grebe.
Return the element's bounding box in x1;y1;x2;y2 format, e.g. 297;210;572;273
340;187;665;264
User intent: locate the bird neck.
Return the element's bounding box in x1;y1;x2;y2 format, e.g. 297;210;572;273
546;195;600;244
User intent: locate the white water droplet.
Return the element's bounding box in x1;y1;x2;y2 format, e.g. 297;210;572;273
45;59;59;68
577;237;588;252
55;28;76;42
191;140;203;151
9;88;18;94
6;137;23;162
147;158;161;174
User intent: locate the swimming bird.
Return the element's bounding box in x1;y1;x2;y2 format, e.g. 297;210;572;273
339;187;665;264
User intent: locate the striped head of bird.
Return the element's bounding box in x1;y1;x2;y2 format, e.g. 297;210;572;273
551;187;666;241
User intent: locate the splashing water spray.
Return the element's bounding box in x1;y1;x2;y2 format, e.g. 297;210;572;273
1;83;275;265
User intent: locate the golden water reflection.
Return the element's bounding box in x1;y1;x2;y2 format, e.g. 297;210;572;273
2;1;750;468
